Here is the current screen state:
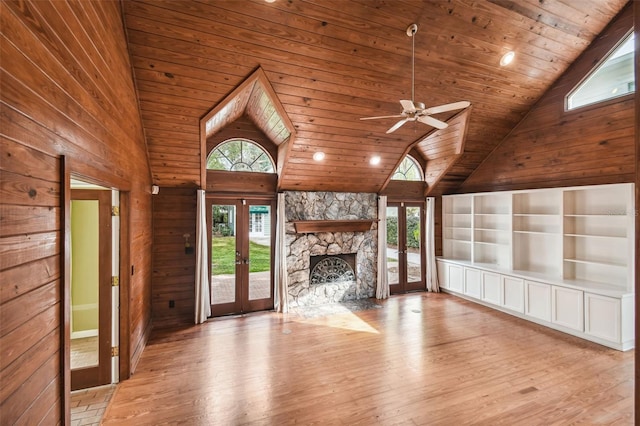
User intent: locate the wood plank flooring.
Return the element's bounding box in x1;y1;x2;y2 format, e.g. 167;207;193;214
101;293;634;425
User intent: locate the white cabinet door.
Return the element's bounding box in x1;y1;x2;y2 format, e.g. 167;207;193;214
447;263;464;293
502;276;524;313
525;280;551;322
552;286;583;331
464;267;482;299
481;271;501;305
584;293;620;343
437;261;448;290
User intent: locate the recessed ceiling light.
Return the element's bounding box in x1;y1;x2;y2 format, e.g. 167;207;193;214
312;151;325;161
370;155;381;166
500;51;515;66
265;0;276;2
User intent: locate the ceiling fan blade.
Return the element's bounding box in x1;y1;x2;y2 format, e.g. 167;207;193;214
418;115;448;130
423;101;471;115
386;119;409;133
399;99;417;113
360;114;405;121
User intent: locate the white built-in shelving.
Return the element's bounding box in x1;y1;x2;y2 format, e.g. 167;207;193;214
442;195;473;261
562;185;634;292
439;183;635;351
473;192;511;268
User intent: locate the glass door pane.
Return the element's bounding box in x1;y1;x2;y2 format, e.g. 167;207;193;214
210;204;237;305
386;206;399;286
405;206;422;284
248;204;272;301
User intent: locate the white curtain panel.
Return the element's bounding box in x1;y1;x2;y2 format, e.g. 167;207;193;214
425;197;440;292
274;192;289;313
376;195;389;299
195;189;211;324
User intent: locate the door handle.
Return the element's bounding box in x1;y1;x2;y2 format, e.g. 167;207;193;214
243;259;250;265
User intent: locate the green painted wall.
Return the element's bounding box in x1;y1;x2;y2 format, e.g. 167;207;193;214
71;200;99;333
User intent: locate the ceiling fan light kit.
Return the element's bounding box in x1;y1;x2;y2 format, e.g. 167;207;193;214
360;23;470;133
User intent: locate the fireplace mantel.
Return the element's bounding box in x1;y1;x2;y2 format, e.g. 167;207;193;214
292;219;376;233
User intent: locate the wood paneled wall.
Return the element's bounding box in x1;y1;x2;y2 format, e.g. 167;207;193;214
0;144;62;425
460;4;635;193
1;1;152;423
151;188;196;327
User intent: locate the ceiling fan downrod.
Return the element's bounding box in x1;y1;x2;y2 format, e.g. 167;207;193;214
407;24;418;105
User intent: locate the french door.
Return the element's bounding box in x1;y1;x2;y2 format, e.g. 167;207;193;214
207;197;275;316
386;202;425;294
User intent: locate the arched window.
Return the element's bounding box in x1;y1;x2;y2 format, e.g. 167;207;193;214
207;138;275;173
391;155;423;181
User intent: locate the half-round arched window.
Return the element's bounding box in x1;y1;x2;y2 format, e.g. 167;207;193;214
391;155;423;181
207;138;275;173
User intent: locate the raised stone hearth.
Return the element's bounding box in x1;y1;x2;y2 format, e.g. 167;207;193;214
285;191;378;308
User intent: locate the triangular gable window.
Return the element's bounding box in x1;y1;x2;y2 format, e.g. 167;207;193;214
567;31;634;110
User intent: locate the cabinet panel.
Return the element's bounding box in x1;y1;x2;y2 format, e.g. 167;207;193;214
502;276;524;313
584;293;620;342
552;286;583;331
464;267;482;298
437;261;448;290
481;271;501;305
525;280;551;321
447;263;463;293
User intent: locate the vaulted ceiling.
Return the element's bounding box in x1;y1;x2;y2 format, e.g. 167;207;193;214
122;0;628;194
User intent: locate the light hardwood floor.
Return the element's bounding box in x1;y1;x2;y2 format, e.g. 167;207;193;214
102;293;634;425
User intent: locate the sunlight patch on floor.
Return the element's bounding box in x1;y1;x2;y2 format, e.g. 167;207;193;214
289;301;381;334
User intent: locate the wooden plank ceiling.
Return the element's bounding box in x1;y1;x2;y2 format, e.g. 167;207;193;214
123;0;628;194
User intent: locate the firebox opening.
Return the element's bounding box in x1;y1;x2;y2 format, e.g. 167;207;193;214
309;254;356;284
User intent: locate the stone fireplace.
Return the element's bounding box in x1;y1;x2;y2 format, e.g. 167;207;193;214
284;192;378;308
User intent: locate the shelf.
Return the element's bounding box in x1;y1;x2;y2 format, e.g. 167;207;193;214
292;219;375;233
449;239;471;243
444;226;472;230
564;214;626;218
513;213;558;217
475;227;509;232
564;233;626;240
514;230;558;235
474;213;510;216
563;258;627;268
446;212;472;216
475;241;499;246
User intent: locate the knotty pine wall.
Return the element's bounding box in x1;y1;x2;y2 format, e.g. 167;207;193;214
151;188;196;327
1;1;152;424
460;4;634;193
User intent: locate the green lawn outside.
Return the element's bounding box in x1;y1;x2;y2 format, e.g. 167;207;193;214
211;236;271;275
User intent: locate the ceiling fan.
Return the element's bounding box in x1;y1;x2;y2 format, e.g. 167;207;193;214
360;24;470;134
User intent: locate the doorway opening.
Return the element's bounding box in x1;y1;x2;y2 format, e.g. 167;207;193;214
69;179;120;390
207;197;275;316
386;202;425;294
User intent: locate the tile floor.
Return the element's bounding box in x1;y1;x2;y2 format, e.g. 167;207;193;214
70;384;115;426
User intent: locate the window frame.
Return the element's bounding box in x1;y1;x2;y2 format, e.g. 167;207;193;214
206;138;276;173
565;29;635;112
391;154;424;182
